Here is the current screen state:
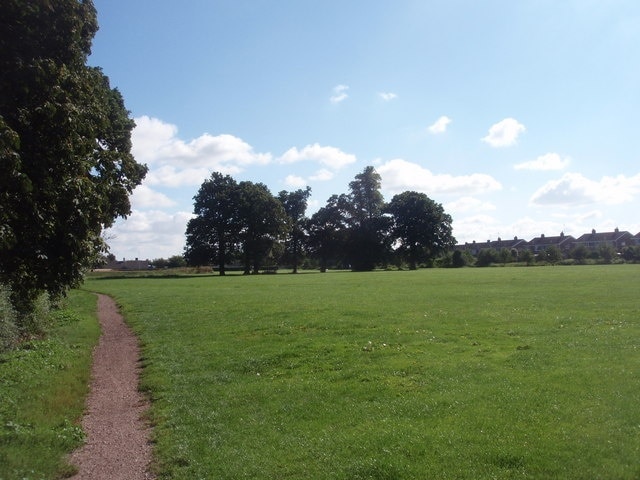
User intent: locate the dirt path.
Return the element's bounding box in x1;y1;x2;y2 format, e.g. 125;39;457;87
69;294;155;480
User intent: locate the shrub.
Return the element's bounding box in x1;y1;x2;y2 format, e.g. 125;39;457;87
0;283;18;352
17;292;53;337
476;248;498;267
2;287;53;343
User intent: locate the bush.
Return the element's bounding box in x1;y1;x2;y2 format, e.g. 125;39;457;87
17;292;52;337
0;284;18;352
476;248;498;267
0;283;54;351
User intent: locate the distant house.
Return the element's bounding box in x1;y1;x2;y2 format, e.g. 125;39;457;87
456;236;527;255
633;232;640;246
527;232;575;254
456;240;491;256
489;236;528;251
104;258;151;271
572;228;634;252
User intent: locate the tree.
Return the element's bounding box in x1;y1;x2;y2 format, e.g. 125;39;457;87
519;248;534;266
438;250;464;268
498;248;513;265
386;191;455;270
166;255;186;268
348;166;385;225
598;244;617;264
544;245;562;265
451;250;466;268
151;255;187;269
277;187;311;273
306;195;349;272
621;245;640;263
184;216;216;267
570;244;589;264
476;248;498;267
344;167;391;271
0;1;147;317
237;181;289;274
184;173;240;275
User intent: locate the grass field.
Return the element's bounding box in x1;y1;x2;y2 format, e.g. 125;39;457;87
81;265;640;479
0;290;100;480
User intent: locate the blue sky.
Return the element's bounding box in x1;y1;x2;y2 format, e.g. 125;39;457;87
89;0;640;260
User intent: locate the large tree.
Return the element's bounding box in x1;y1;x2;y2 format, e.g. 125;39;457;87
306;194;350;272
277;187;311;273
0;0;147;315
348;166;386;224
184;173;240;275
344;166;391;271
386;191;454;269
237;181;289;274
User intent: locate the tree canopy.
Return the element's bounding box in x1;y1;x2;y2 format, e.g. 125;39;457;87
278;187;312;273
0;0;147;315
185;176;290;275
237;181;289;274
387;191;454;269
306;195;350;272
344;167;391;271
185;173;240;275
185;168;456;273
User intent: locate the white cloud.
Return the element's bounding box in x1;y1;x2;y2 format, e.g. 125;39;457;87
131;116;178;165
514;153;570;171
105;209;194;260
378;92;397;101
377;158;502;196
574;210;604;223
481;117;525;147
451;214;500;244
445;196;496;214
428;116;452;134
284;174;307;188
530;172;640;206
145;165;226;187
130;184;176;208
281;168;338;190
309;168;335;181
508;217;565;240
330;84;349;103
453;215;562;245
281;167;338;189
307;198;321;211
131;116;272;187
278;143;356;170
179;133;272;167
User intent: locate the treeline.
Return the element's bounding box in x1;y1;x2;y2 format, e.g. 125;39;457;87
184;166;455;274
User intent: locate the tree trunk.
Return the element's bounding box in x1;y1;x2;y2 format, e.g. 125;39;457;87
217;232;226;275
320;256;327;273
292;237;298;273
217;247;226;276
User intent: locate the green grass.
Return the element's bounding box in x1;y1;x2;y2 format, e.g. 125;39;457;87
85;266;640;479
0;290;100;480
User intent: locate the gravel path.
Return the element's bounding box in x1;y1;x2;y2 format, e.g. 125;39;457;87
69;294;155;480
